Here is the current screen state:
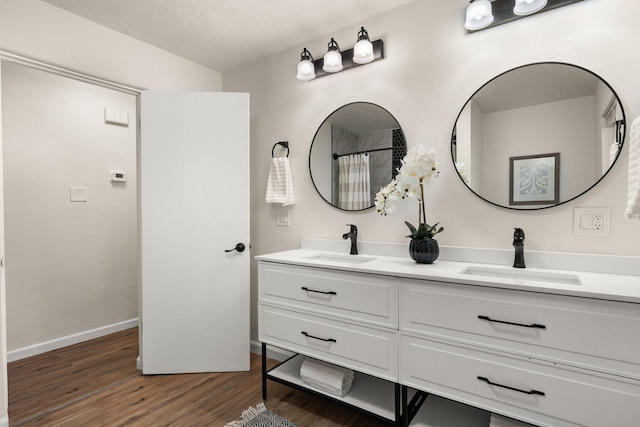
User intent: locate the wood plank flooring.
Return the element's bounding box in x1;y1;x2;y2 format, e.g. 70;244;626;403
8;328;389;426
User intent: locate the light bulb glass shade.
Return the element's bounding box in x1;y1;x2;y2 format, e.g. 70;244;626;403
296;48;316;81
514;0;548;15
353;39;374;64
296;59;316;80
322;38;343;73
353;27;374;64
465;0;494;30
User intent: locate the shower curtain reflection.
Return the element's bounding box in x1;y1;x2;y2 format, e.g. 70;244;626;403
338;153;371;210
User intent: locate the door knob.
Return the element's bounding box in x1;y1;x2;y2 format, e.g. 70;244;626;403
225;243;246;253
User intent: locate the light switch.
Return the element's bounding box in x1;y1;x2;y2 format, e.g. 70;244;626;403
276;206;290;226
117;110;129;126
579;214;590;229
104;108;129;127
70;187;87;202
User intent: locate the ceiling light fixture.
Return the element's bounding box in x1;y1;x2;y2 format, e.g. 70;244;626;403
465;0;584;33
296;27;384;81
296;48;316;81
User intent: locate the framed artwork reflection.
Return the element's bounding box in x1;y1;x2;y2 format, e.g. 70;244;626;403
509;153;560;206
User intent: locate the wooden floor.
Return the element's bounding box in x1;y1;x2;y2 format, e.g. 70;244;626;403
8;328;389;426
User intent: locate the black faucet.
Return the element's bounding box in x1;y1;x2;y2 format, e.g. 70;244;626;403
342;224;358;255
513;228;526;268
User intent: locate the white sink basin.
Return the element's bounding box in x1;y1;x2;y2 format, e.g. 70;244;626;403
305;253;376;265
460;266;581;285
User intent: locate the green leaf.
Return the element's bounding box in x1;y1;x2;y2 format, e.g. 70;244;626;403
415;223;429;240
406;220;444;241
404;221;417;238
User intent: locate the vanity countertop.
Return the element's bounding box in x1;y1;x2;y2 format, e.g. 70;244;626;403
256;248;640;304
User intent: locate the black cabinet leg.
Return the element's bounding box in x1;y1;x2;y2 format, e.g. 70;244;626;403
261;342;267;400
395;383;403;426
401;385;408;427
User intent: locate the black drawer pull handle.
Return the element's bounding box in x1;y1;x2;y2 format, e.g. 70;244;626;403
477;376;545;396
301;331;336;343
478;315;546;329
301;287;337;296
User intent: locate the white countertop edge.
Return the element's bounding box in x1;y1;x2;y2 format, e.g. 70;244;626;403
300;238;640;276
256;240;640;303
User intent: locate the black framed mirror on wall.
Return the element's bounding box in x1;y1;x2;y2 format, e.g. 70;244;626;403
452;62;626;210
309;102;407;211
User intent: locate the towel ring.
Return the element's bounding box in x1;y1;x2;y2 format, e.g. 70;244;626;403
272;141;289;158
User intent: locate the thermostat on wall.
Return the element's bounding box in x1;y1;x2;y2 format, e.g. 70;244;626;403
110;170;127;182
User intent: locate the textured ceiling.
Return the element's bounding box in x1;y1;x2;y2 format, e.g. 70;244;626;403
41;0;415;73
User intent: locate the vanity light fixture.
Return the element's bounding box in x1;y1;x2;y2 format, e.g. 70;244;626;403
323;38;344;73
514;0;548;15
353;27;374;64
296;27;384;81
465;0;583;33
465;0;494;31
296;48;316;81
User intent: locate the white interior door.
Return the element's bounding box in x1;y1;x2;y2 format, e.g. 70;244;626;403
140;91;250;374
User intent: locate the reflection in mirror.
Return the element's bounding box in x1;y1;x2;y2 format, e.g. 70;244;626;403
452;62;625;210
310;102;406;211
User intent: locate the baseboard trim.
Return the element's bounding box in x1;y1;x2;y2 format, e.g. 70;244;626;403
7;318;139;363
250;340;293;362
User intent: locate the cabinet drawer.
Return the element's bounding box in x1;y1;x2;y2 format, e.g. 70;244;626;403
259;262;398;327
401;279;640;378
401;335;640;427
259;304;398;381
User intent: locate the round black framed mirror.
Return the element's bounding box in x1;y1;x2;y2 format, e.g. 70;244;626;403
452;62;625;210
309;102;407;211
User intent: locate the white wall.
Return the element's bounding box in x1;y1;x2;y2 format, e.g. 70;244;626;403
482;96;596;207
310;123;332;199
2;61;138;351
0;63;8;427
223;1;640;341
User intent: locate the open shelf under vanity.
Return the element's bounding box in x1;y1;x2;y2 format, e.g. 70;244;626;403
262;348;404;425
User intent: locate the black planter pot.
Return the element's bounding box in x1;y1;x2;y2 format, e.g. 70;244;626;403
409;239;439;264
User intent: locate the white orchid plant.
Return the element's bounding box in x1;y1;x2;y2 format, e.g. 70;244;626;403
374;145;444;241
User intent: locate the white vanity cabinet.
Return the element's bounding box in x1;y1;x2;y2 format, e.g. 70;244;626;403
257;248;640;427
259;263;399;379
258;262;403;424
400;278;640;427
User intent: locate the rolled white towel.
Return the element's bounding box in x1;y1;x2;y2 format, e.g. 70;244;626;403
490;413;537;427
300;357;354;397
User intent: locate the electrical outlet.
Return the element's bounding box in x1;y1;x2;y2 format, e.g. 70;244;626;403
573;208;610;236
593;213;603;230
276;206;290;226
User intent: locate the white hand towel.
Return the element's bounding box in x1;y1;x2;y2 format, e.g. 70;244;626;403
299;357;354;397
490;413;536;427
609;141;620;166
626;116;640;219
265;157;295;206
